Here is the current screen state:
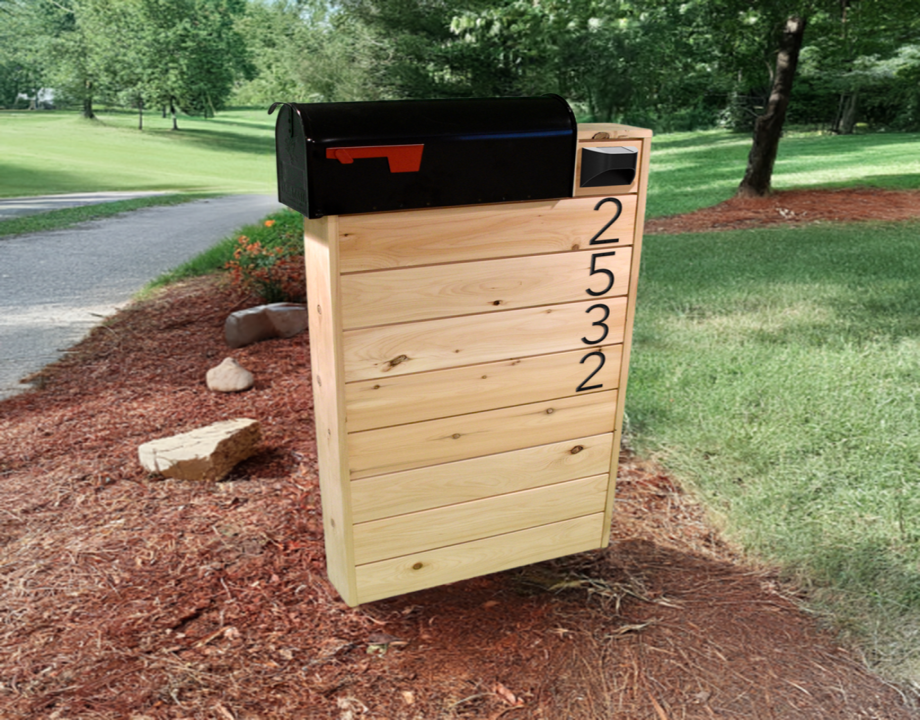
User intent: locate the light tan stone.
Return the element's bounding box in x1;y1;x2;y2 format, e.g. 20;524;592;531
206;357;254;392
225;303;308;348
138;418;261;482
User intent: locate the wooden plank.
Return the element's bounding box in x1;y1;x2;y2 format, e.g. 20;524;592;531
603;133;653;547
341;247;632;329
337;195;638;272
303;215;359;606
351;433;614;523
354;474;608;564
355;513;605;604
342;297;627;383
345;345;622;433
348;390;618;479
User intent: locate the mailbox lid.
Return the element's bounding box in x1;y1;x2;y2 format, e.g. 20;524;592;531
274;95;577;218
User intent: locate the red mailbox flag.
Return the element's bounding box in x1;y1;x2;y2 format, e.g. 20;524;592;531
326;145;424;173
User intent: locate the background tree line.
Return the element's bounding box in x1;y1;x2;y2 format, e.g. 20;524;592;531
3;0;919;133
1;0;918;191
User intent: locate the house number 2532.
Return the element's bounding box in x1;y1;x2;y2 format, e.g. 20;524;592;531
576;197;622;393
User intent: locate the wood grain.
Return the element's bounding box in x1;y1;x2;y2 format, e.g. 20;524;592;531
345;345;622;433
355;513;606;604
341;247;632;329
350;433;614;523
337;195;638;272
353;474;608;564
342;297;628;383
348;390;618;479
303;215;358;605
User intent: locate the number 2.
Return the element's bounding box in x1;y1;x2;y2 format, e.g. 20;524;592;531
588;197;622;245
576;350;606;392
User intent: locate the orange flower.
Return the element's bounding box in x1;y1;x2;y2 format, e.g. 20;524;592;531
264;220;276;228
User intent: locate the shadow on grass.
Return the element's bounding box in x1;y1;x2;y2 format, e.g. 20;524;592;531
0;164;89;197
149;126;275;156
814;538;920;614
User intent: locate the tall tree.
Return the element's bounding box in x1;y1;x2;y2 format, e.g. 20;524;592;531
738;15;806;197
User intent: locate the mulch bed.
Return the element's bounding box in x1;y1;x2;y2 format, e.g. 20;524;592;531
2;189;920;719
646;187;920;234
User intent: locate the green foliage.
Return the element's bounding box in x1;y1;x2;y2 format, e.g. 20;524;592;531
628;221;920;682
148;208;304;294
232;0;385;105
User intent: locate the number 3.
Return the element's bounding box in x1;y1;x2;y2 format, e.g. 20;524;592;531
582;303;610;345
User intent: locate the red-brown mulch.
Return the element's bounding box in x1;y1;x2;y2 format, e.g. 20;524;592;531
2;189;920;719
646;187;920;234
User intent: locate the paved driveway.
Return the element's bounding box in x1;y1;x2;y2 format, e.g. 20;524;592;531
0;194;282;400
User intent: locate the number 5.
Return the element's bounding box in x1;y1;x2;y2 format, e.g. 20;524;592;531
586;251;617;297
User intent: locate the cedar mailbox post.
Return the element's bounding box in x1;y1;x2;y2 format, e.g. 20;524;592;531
271;96;651;606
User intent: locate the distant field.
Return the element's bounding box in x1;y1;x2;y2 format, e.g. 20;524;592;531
2;109;919;217
0;108;276;197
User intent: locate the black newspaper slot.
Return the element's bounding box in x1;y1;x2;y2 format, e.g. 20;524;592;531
269;95;578;218
580;146;639;187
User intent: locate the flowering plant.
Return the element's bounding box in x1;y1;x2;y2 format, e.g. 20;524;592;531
225;235;305;303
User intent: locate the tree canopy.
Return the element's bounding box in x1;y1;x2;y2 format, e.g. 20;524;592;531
2;0;918;191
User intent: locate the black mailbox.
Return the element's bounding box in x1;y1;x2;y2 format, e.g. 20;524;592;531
269;95;579;218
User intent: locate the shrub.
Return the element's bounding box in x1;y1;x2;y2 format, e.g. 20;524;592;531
225;226;305;303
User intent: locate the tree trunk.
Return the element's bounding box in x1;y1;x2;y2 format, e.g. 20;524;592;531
82;81;95;120
737;16;807;197
834;91;858;134
138;97;144;131
170;99;178;131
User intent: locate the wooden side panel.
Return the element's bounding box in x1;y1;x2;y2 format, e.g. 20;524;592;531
304;216;358;606
602;133;653;546
342;297;627;383
348;390;617;479
350;434;614;523
355;514;605;604
345;346;622;433
338;195;638;272
353;474;608;564
341;248;632;329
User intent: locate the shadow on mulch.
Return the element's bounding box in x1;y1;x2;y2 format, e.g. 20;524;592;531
1;235;918;718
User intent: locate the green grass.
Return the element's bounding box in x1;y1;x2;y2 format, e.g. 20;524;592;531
0;192;219;238
144;206;304;291
0;107;276;197
627;220;920;683
646;129;920;217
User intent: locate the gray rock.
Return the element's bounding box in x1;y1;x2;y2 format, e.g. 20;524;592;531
138;418;261;482
225;303;308;348
206;357;254;392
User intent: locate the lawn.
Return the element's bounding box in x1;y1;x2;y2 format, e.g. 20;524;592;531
628;219;920;683
0;108;276;197
646;129;920;217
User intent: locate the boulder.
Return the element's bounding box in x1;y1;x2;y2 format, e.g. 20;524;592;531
138;418;261;482
225;303;308;349
206;357;254;392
